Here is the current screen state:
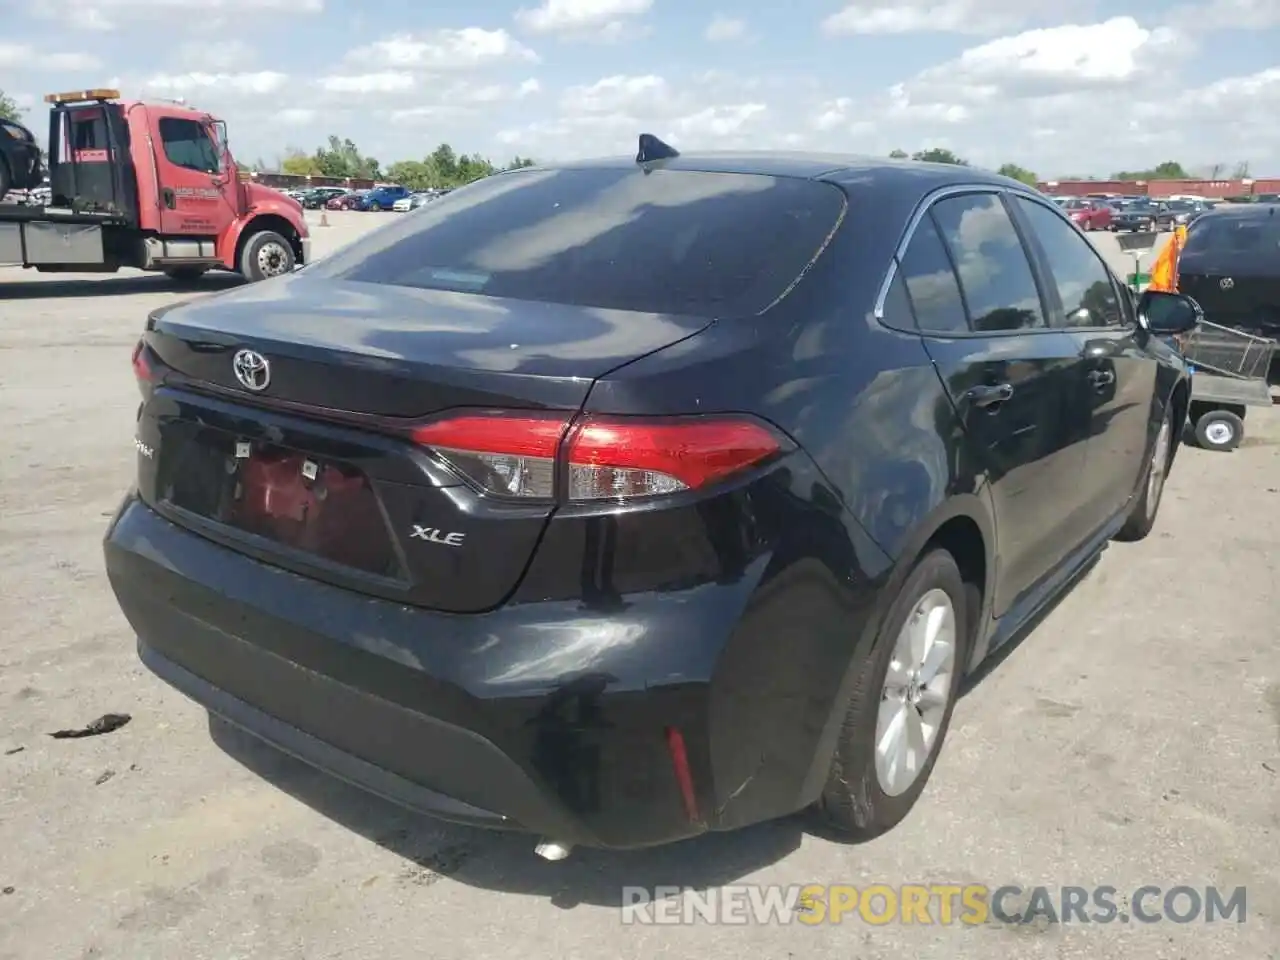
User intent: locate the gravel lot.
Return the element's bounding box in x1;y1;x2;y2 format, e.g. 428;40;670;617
1;212;1276;960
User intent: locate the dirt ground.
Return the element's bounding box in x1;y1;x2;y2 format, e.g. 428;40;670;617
0;212;1276;960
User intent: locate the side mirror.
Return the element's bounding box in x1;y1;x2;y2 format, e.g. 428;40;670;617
1137;290;1202;334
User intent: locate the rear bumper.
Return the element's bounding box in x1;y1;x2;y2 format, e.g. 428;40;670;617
104;493;878;849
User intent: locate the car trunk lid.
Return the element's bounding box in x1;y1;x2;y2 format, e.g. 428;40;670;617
136;276;710;612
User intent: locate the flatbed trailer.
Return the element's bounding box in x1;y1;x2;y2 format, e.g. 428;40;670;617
0;88;308;282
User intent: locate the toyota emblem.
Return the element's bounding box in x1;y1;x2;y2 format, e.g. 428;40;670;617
1219;277;1235;290
232;349;271;391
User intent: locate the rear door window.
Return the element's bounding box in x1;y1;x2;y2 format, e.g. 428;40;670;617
896;214;969;333
930;193;1047;332
312;167;846;317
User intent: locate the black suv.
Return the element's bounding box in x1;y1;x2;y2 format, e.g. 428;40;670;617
105;141;1199;855
1176;204;1280;342
0;117;43;196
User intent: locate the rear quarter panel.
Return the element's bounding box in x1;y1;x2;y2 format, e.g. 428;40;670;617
584;180;998;815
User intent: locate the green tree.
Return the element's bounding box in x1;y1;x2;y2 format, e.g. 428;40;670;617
274;138;533;188
312;136;380;179
0;89;22;122
1111;161;1190;180
1231;160;1251;179
385;159;433;191
280;148;320;177
428;144;459;183
912;147;968;165
997;163;1038;186
888;148;909;159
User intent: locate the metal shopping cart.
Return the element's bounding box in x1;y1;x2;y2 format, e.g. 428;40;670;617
1174;319;1276;451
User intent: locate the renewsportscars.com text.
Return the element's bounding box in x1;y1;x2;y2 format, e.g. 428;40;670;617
620;884;1248;925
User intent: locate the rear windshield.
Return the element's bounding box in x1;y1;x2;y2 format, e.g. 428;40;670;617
1183;214;1280;256
312;167;846;317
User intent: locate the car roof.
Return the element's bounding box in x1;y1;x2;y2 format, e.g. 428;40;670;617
1190;203;1279;222
521;151;1016;191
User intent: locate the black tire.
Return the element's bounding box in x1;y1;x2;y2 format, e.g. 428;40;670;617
369;201;382;212
814;548;970;840
1193;409;1243;452
1116;405;1174;541
164;267;207;284
238;230;295;282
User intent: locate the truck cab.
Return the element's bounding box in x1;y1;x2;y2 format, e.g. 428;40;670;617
1;88;309;282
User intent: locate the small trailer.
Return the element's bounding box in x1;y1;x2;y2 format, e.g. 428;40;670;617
1175;320;1276;451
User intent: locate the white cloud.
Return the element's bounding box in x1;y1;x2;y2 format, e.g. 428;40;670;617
822;0;1094;35
498;72;775;158
1168;0;1280;29
894;17;1180;108
144;71;289;97
36;0;321;30
560;74;670;114
671;103;767;137
705;15;747;41
172;40;255;72
316;72;416;95
344;29;538;70
515;0;652;40
0;43;101;71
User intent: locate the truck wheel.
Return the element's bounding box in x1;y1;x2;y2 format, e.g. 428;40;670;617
813;549;969;840
239;230;295;282
165;267;207;284
1194;410;1243;452
368;201;382;212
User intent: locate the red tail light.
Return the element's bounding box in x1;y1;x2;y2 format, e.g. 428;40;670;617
132;339;155;384
409;412;787;502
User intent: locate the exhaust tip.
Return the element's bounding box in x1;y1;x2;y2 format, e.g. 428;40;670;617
534;839;573;861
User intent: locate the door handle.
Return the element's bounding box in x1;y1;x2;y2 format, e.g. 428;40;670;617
965;383;1014;408
1088;370;1115;388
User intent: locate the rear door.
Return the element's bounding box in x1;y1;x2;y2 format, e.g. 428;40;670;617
1176;212;1280;337
1012;194;1156;532
905;189;1089;616
152;113;235;235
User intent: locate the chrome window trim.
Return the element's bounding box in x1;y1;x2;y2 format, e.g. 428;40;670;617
874;183;1021;321
873;182;1118;333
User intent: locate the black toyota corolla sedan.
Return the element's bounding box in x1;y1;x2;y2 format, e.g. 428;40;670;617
105;137;1200;856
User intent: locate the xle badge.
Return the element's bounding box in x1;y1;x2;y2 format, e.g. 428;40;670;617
410;525;465;547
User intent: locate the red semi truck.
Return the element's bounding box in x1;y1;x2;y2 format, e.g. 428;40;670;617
0;88;309;282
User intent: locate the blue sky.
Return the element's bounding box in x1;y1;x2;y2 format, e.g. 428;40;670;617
2;0;1278;178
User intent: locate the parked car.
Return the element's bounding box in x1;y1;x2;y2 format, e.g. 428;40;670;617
1175;203;1280;344
1110;199;1172;232
1062;197;1115;231
301;187;348;209
1162;199;1210;228
358;184;411;211
326;190;364;211
106;141;1198;856
392;192;430;212
0;117;44;195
